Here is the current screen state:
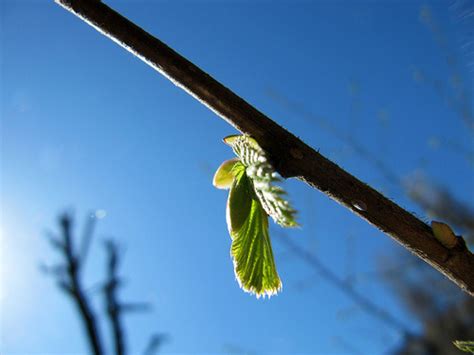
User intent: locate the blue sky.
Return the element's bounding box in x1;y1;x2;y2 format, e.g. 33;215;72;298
1;0;473;354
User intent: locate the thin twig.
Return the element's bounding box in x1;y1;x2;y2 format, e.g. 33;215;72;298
143;334;168;355
277;234;411;334
406;177;474;239
79;212;96;266
54;0;474;296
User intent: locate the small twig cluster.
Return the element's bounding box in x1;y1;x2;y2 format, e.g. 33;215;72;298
43;212;167;355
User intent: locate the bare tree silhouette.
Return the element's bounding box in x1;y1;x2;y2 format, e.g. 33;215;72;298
43;212;167;355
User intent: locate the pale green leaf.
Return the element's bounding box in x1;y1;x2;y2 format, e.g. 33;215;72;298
228;172;282;298
223;134;259;149
214;134;297;298
213;158;241;189
453;341;474;353
224;134;298;227
226;166;252;234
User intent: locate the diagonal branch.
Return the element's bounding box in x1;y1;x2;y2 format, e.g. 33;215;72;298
143;334;169;355
54;0;474;296
277;234;411;334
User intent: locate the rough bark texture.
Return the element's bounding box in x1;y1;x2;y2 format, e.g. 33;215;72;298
55;0;474;296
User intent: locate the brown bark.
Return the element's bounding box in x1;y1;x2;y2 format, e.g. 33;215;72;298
55;0;474;296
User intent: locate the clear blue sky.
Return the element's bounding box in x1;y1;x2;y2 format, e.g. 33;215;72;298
1;0;473;354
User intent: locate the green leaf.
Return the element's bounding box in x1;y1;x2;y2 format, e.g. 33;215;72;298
453;341;474;353
228;172;282;298
224;134;298;227
226;166;252;234
213;158;241;189
214;134;296;298
224;134;259;149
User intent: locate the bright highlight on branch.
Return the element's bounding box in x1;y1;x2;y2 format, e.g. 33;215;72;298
213;135;298;298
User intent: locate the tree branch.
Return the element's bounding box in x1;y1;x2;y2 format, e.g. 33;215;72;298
57;214;104;355
104;240;126;355
143;334;168;355
54;0;474;296
277;234;411;334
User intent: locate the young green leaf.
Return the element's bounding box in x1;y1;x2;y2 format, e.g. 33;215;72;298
227;167;252;234
224;134;298;227
223;134;259;149
214;134;298;298
453;340;474;354
213;158;241;189
229;172;281;298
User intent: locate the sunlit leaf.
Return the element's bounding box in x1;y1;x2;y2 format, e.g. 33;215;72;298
213;158;241;190
453;340;474;354
226;167;252;234
224;134;259;149
228;172;281;298
225;134;298;227
215;134;297;298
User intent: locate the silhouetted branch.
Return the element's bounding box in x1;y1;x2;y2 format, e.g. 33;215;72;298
104;240;126;355
121;302;152;313
277;234;411;334
55;0;474;296
103;241;159;355
80;213;96;266
406;176;474;242
48;214;104;355
388;258;474;354
143;334;169;355
45;213;166;354
418;5;474;134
